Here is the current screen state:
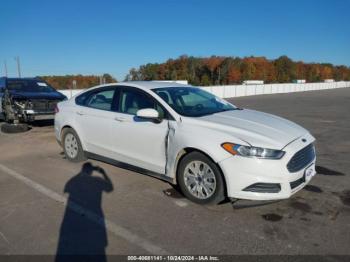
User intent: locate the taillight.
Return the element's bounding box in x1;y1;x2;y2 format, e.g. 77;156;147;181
54;105;59;114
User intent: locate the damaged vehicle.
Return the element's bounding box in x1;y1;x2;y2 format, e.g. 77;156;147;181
55;81;316;205
0;77;66;124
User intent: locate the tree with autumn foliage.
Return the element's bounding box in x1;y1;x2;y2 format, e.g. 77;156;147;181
39;74;117;90
125;55;350;86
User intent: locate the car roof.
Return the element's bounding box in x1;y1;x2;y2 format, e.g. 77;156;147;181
3;77;37;79
101;81;193;90
2;77;43;81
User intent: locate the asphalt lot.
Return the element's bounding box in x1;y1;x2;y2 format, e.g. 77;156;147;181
0;88;349;256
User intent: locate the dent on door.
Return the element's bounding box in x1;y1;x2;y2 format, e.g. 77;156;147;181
165;121;179;180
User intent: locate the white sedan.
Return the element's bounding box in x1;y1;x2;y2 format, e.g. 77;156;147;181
54;81;316;204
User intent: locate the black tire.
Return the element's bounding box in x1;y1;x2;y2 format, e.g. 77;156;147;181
177;151;225;205
3;112;13;124
1;123;30;133
62;128;86;162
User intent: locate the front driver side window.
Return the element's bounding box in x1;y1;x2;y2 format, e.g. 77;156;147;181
119;89;166;118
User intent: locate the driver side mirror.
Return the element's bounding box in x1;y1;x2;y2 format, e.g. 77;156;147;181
136;108;161;122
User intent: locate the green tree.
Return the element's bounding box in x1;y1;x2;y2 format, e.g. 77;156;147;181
274;56;296;82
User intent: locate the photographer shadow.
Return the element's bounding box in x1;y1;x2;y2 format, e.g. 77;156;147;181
56;162;113;261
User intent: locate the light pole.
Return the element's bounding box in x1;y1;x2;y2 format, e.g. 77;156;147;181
4;60;7;77
14;56;21;77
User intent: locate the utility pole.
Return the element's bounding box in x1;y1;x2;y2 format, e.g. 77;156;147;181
218;67;221;85
4;60;7;77
71;80;77;99
99;75;106;85
14;56;21;78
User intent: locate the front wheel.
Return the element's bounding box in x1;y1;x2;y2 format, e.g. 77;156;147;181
177;152;225;205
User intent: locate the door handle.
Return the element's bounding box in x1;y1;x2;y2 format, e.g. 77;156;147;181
114;116;127;122
76;111;84;116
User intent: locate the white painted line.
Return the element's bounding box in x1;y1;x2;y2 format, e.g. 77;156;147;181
0;231;9;244
174;200;188;207
0;163;168;255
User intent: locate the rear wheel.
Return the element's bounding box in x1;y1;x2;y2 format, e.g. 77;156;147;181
177;152;225;205
62;128;86;162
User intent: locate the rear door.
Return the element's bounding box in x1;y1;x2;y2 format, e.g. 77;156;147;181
74;86;119;158
110;86;170;174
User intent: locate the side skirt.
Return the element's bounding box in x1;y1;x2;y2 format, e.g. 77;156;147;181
84;151;175;184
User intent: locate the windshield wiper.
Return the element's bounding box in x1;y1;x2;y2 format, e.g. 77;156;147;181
219;108;240;112
188;108;243;117
210;108;242;115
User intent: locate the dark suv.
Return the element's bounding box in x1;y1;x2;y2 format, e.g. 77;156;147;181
0;77;67;123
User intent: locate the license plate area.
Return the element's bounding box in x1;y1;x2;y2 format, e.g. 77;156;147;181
290;163;316;190
304;163;316;182
34;114;54;120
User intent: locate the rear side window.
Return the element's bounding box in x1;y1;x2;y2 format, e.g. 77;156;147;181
75;87;118;111
86;89;115;111
75;92;90;106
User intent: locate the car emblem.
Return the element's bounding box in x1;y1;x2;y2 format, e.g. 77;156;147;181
302;138;307;143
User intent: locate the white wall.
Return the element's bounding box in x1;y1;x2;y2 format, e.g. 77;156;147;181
59;89;84;98
199;81;350;98
58;81;350;99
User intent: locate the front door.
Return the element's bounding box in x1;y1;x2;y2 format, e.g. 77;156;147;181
110;87;170;174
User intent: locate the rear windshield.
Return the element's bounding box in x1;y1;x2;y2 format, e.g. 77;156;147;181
6;79;55;92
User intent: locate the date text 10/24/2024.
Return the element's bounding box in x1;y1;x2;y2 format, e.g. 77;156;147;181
127;256;220;261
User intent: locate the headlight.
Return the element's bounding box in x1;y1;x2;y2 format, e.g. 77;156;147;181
221;143;285;159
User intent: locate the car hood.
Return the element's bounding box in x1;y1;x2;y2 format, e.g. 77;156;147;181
189;109;308;149
8;90;66;100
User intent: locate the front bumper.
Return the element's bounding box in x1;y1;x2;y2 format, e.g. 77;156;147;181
17;110;55;121
25;109;55;115
218;133;316;201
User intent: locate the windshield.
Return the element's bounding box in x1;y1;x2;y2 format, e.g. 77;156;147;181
152;87;236;117
6;79;55;93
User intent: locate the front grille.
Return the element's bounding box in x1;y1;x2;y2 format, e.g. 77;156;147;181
32;101;48;110
290;176;305;189
287;144;315;173
32;100;59;112
48;101;58;110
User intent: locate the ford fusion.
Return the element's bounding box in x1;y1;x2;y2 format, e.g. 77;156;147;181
54;82;316;204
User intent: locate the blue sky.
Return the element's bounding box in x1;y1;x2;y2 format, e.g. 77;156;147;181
1;0;349;80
